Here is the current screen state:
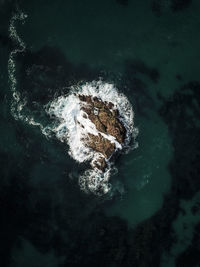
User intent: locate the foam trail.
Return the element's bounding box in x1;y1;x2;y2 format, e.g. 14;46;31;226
8;12;27;116
8;11;48;135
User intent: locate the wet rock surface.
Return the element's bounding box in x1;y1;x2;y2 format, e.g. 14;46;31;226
77;94;126;171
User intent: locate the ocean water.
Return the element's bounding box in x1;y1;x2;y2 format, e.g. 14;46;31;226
1;0;200;266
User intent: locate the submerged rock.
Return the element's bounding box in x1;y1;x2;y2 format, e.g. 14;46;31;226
77;94;126;171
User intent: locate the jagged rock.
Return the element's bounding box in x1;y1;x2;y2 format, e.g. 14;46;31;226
87;133;115;159
93;156;107;172
77;94;127;170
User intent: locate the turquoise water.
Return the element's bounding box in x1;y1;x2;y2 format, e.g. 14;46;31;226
1;0;200;266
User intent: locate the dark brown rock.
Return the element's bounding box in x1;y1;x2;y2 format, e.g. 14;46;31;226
86;133;115;159
108;102;114;109
77;94;127;171
93;157;107;172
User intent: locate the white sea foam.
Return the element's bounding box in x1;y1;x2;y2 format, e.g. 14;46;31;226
8;12;27;117
8;11;48;136
8;12;137;196
46;81;136;195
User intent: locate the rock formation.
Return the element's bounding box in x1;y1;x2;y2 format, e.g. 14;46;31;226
77;94;126;171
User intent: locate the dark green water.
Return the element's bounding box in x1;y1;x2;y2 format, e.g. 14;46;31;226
1;0;200;266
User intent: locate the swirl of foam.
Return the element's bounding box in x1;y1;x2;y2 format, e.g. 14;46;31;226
46;81;136;195
8;11;48;135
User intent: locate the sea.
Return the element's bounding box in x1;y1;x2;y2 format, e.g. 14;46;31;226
0;0;200;266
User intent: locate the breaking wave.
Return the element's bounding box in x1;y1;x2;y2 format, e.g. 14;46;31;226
46;81;136;195
8;11;138;196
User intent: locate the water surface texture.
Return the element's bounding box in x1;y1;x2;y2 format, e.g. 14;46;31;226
1;0;200;266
